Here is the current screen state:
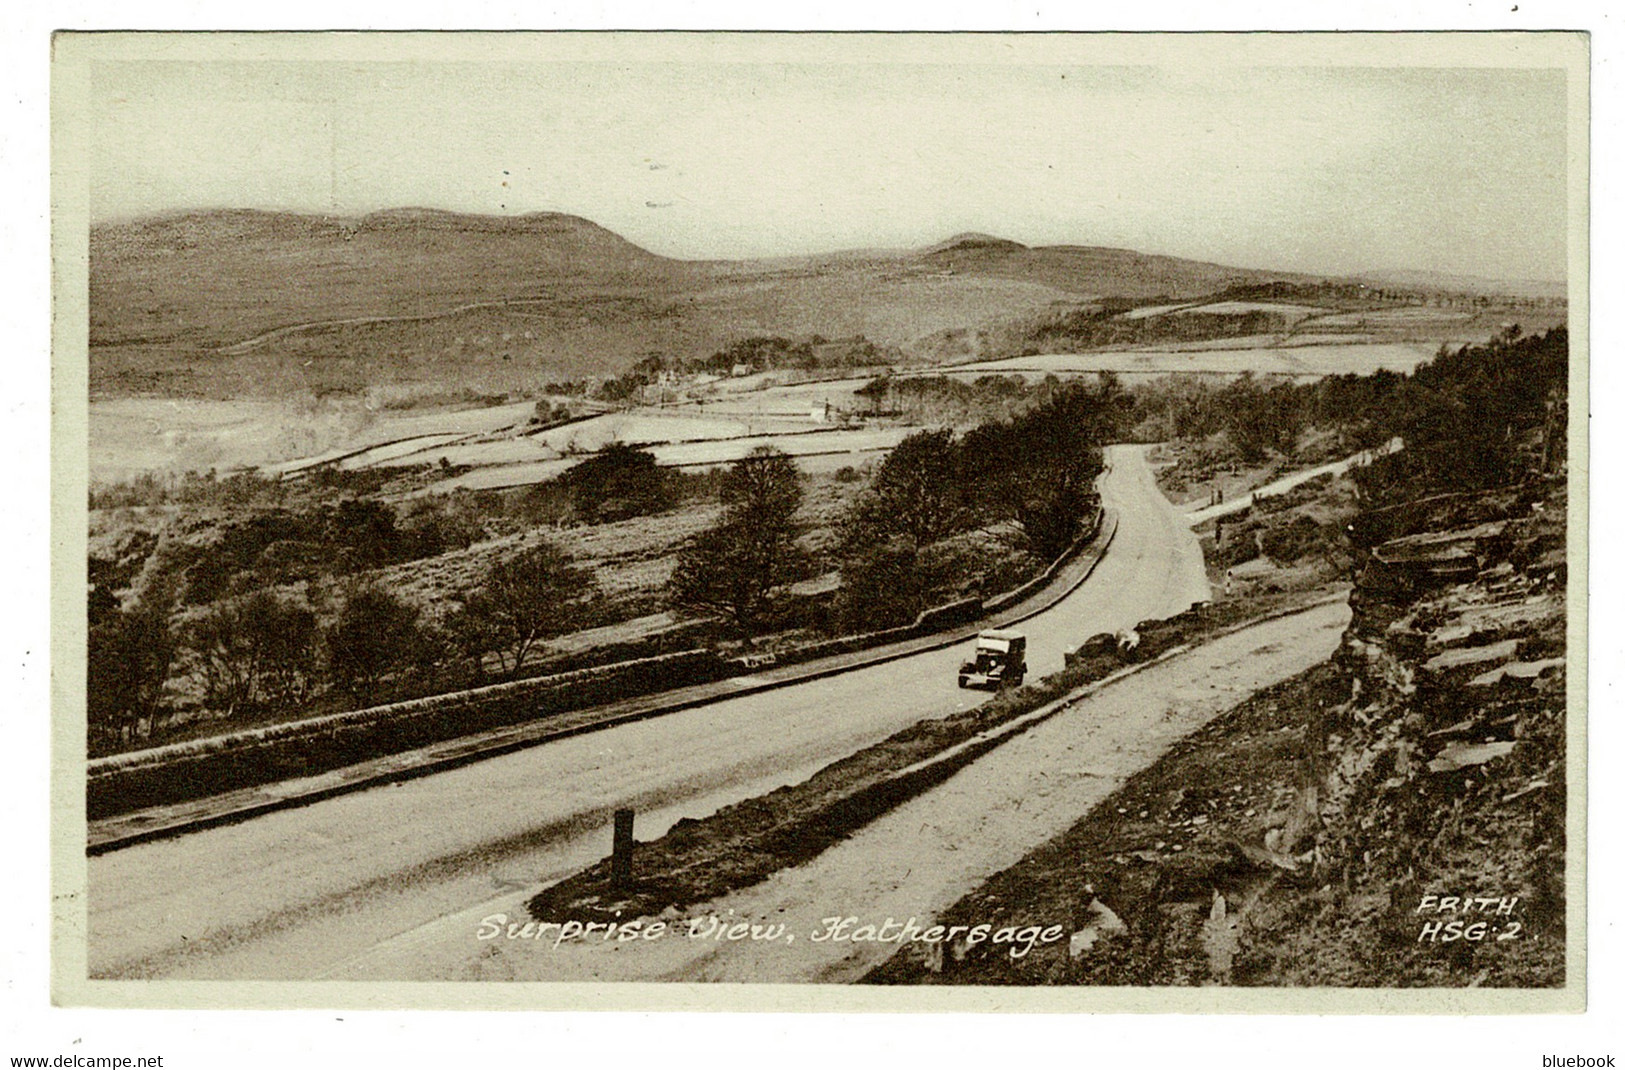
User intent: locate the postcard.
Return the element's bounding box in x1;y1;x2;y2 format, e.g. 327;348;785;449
51;29;1587;1012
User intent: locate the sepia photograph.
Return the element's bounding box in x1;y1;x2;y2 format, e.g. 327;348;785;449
49;28;1587;1012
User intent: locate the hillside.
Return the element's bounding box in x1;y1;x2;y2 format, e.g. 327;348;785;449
89;208;1303;400
90;208;688;348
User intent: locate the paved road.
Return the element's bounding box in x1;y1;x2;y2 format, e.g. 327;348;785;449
404;599;1348;983
87;445;1209;981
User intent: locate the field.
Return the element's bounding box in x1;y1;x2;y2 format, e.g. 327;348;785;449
670;376;882;416
89;373;915;491
682;270;1082;354
419;426;913;493
1311;307;1476;327
918;342;1445;380
90;396;545;481
88;322;1522;489
1173;300;1330;318
524;411;819;452
1125;300;1330;321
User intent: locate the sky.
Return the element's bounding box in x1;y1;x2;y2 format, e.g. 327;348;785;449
87;49;1572;281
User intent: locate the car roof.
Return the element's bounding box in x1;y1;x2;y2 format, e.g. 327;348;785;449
979;629;1025;641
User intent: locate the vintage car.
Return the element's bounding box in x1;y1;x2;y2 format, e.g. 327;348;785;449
957;629;1027;690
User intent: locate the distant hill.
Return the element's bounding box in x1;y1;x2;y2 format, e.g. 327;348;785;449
82;207;1358;400
920;232;1030;257
91;208;683;346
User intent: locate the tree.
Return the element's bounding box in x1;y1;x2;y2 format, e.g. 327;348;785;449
452;541;596;678
256;596;319;706
396;498;485;559
669;446;805;635
185;591;318;714
851;428;965;548
87;593;176;749
834;533;926;632
1217;376;1268;462
322;498;403;570
1263;382;1307;458
854;376;890;415
186;598;260;714
836;429;965;631
631;352;668;378
559;444;670;523
960;382;1109;558
324;585;430;704
1216;374;1306;463
1348;327;1567;508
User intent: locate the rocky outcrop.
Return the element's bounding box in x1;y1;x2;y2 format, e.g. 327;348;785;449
1248;480;1569;984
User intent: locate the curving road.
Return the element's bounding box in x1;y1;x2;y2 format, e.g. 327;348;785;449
87;445;1210;981
390;599;1349;983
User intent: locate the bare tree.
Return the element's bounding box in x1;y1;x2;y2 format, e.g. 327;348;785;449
185;591;316;714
